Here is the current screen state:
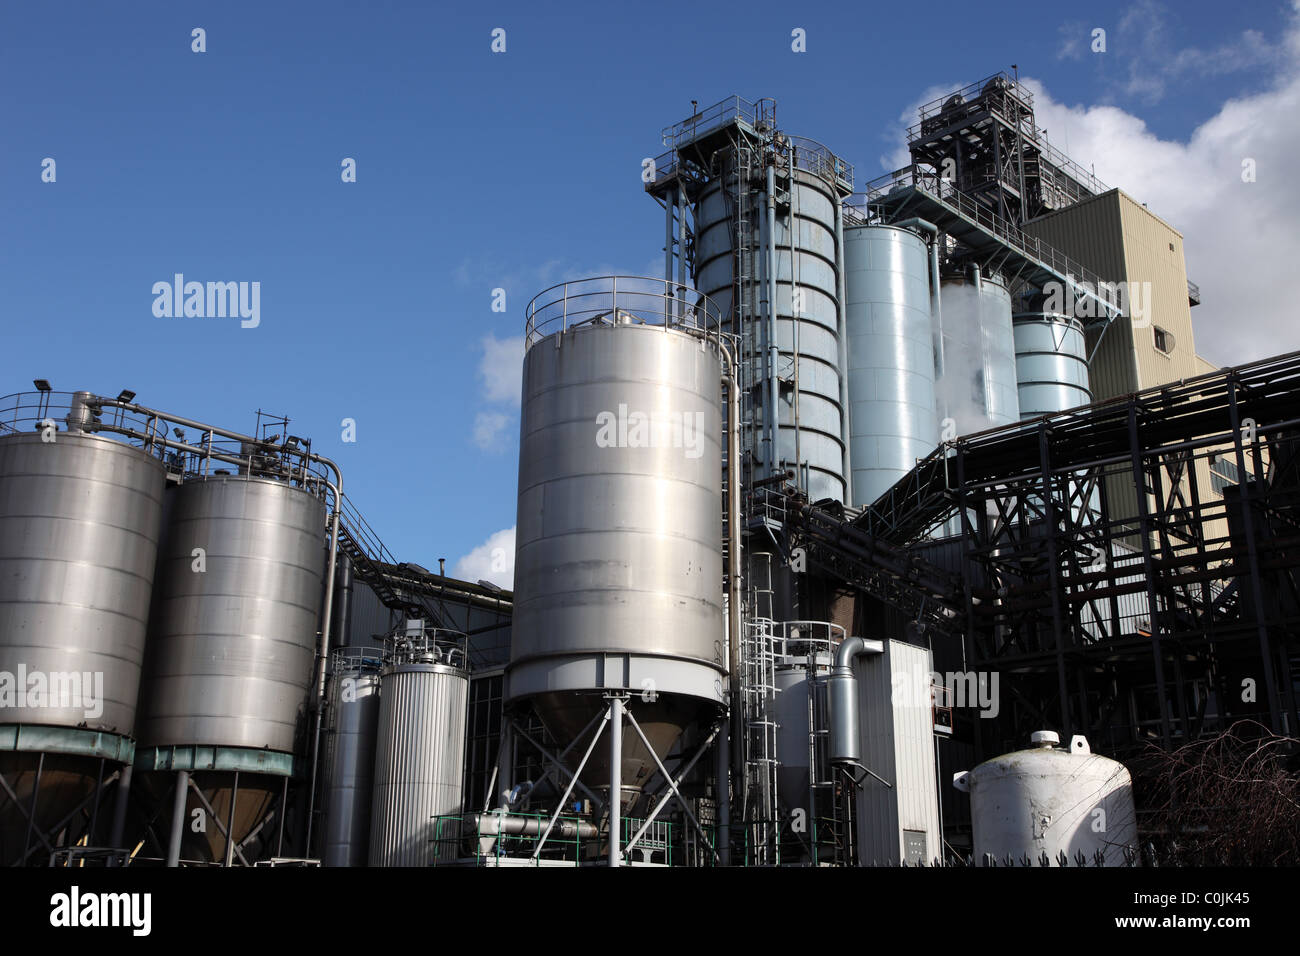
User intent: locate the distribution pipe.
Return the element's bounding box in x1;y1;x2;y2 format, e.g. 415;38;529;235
719;337;743;862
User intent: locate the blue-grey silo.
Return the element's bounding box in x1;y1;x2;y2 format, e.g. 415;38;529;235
937;273;1020;435
695;148;847;502
843;224;937;505
1012;305;1092;418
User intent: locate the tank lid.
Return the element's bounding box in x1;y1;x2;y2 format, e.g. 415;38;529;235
1030;730;1060;748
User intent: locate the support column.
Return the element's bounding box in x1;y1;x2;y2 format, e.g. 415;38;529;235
108;763;133;865
166;770;190;868
609;696;623;868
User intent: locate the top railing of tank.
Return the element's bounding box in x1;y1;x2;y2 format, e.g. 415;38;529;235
524;276;728;353
660;95;777;150
775;620;844;662
0;388;334;495
784;135;854;192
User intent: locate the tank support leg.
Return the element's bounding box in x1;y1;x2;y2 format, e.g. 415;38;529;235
609;696;623;868
166;770;190;868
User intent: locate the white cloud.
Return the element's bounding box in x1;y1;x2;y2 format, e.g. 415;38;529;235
453;525;515;589
472;411;510;451
879;3;1300;366
479;333;525;406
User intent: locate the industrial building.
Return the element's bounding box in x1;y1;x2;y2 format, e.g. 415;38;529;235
2;72;1296;867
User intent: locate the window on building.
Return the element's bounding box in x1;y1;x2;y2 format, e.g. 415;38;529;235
1153;326;1174;354
1210;454;1254;495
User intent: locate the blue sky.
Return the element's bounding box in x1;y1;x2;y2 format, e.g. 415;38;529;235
2;0;1295;579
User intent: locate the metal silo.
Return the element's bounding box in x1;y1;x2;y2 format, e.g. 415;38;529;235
368;628;468;867
953;731;1137;866
843;224;937;505
1012;305;1092;418
508;278;728;816
695;140;849;503
322;646;383;867
0;391;166;864
139;475;326;753
937;271;1020;435
137;471;329;864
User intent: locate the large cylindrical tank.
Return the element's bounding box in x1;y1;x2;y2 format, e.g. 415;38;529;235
138;476;326;753
937;274;1020;435
0;430;166;734
0;424;166;863
696;158;846;502
510;280;727;807
1012;308;1092;418
844;225;937;505
369;650;468;867
953;731;1137;866
322;647;383;867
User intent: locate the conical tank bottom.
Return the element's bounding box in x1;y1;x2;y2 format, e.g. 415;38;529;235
138;772;279;863
0;752;100;866
531;692;708;811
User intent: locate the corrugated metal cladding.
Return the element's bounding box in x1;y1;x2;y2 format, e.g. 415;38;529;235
368;663;468;867
855;639;942;865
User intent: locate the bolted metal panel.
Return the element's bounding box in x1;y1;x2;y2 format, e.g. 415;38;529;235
937;275;1020;435
0;432;166;735
138;476;326;754
368;662;468;867
508;317;726;802
1012;311;1092;418
322;651;382;867
844;225;938;506
697;167;846;502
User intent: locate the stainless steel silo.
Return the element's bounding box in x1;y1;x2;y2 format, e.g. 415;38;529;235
138;475;326;753
697;155;847;502
368;634;468;867
322;647;383;867
1012;308;1092;418
0;412;166;863
0;430;166;734
843;225;937;506
937;272;1020;435
508;278;727;810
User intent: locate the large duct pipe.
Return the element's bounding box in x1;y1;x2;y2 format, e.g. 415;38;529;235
828;637;884;765
720;339;742;866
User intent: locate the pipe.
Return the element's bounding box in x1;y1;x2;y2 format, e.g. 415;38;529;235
720;338;744;854
665;184;676;285
107;763;133;865
893;217;943;382
676;186;688;320
834;198;852;506
609;696;623;867
165;770;189;868
827;637;884;765
474;813;599;840
766;161;781;477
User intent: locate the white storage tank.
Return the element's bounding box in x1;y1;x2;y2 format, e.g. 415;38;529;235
953;731;1137;866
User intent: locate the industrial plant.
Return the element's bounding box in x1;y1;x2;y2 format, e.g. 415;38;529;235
3;73;1297;868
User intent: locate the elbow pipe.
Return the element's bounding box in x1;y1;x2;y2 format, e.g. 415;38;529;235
828;637;874;765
